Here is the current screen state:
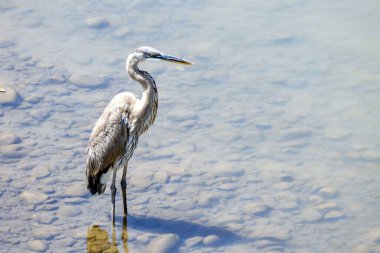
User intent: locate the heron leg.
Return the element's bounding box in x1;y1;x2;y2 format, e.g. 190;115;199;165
110;167;117;225
121;164;128;216
122;215;129;252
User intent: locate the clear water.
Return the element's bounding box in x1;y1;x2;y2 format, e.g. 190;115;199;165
0;1;379;252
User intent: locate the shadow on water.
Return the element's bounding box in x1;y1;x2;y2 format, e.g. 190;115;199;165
126;214;243;242
87;214;248;252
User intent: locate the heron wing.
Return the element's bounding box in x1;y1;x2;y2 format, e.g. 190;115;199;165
86;101;130;194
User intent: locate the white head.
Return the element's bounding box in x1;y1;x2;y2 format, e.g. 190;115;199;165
126;46;192;71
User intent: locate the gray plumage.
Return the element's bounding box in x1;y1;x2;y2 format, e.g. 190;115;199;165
85;46;192;223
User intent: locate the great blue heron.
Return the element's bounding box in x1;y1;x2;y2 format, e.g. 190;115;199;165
86;46;192;224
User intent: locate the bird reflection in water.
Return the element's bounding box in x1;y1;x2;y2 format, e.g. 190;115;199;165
87;217;129;253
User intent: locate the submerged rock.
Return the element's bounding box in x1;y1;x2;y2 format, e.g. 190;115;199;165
244;202;270;215
154;171;170;184
316;201;338;212
28;240;47;252
203;235;219;246
62;184;88;198
218;183;238;191
29;109;50;122
85;17;110;29
33;226;61;239
69;74;107;89
318;187;338;198
302;208;323;223
225;223;244;232
250;229;290;241
31;167;51;180
209;164;244;177
34;213;58;225
308;195;324;204
58;205;82;217
0;85;20;106
24;94;43;104
113;26;131;38
184;236;203;247
324;210;345;221
20;191;48;205
0;133;21;145
136;233;152;244
171;200;194;211
198;192;219;207
146;234;179;253
255;122;272;130
0;145;20;159
273;182;293;190
275;192;298;211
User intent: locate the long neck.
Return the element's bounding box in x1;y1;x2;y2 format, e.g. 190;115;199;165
128;64;158;135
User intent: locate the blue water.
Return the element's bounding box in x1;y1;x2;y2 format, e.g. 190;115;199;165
0;1;379;252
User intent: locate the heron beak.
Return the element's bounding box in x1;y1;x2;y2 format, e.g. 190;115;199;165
157;53;193;65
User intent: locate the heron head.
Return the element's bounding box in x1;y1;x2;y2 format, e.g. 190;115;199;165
127;46;193;67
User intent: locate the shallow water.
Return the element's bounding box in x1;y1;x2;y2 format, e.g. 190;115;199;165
1;1;380;252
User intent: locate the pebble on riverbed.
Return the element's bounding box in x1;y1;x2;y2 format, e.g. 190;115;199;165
280;128;312;141
324;210;345;221
85;17;110;29
33;226;61;239
0;133;21;145
69;74;108;89
301;208;323;223
171;199;194;211
32;212;58;225
113;26;131;38
316;201;338;212
203;235;220;246
31;166;51;180
0;84;21;106
275;192;299;211
24;94;43;104
318;187;338;198
244;202;270;215
146;234;179;253
58;205;82;217
28;240;48;252
198;192;219;207
184;236;203;247
250;228;290;242
209;164;244;177
154;171;170;184
62;184;89;198
20;191;48;205
273;181;293;190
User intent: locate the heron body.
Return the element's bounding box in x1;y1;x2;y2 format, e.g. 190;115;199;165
85;46;192;223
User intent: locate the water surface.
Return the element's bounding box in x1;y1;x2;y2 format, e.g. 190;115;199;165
0;1;379;252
